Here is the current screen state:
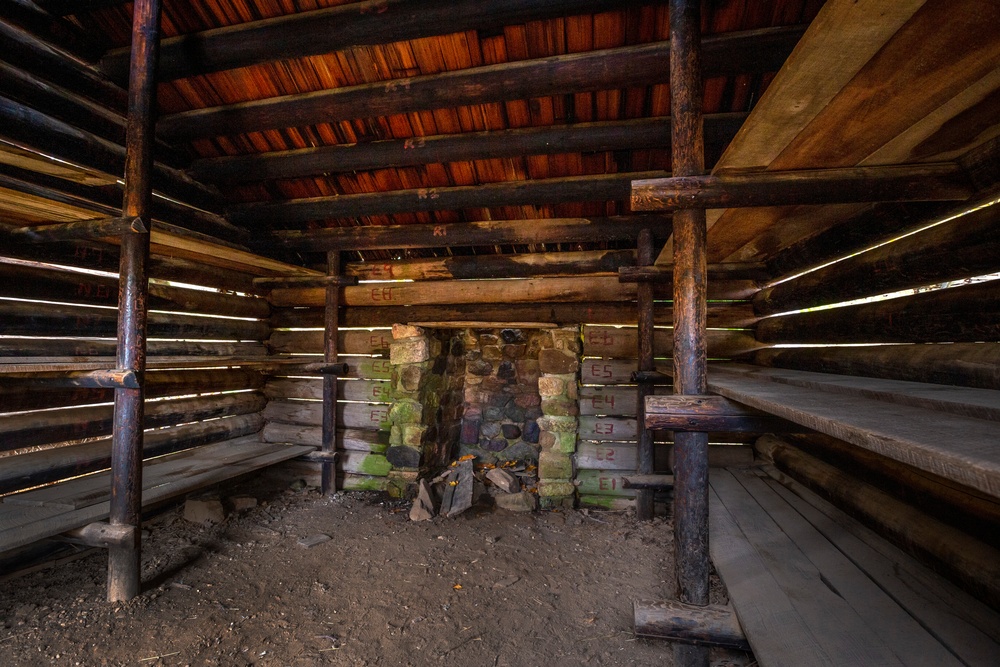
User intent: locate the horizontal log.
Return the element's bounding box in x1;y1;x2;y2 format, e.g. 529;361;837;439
756;280;1000;345
633;600;749;651
276;217;670;252
252;275;358;289
785;432;1000;545
0;94;222;214
0;241;262;295
7;216;143;241
300;362;351;376
0;300;269;341
264;377;391;403
0;413;264;495
0;59;187;170
0;367;263;413
263;400;390;431
102;0;667;82
0;391;266;451
275;302;758;329
618;263;769;283
0;338;268;359
268;330;393;356
241;174;673;226
0;161;243;245
345;250;639;282
644;395;793;432
575;441;753;470
756;193;1000;316
0;262;269;318
758;436;1000;609
296;450;392;476
268;357;394;381
193;114;745;184
270;276;755;308
631;164;973;210
261;422;389;452
622;475;675;490
0;18;128;114
582;326;761;359
581;360;670;386
753;343;1000;391
158;26;804;140
62;522;135;549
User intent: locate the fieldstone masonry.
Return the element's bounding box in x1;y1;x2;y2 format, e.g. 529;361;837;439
385;324;584;508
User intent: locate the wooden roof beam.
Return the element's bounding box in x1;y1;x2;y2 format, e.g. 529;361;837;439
273;216;671;252
101;0;668;83
191;114;746;185
631;163;975;211
232;172;668;227
158;26;805;141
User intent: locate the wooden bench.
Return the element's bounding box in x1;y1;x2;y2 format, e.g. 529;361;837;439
711;465;1000;666
0;436;312;555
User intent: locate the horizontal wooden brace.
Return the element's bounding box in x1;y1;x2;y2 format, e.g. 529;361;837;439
634;600;750;651
300;362;350;376
299;450;340;463
78;368;140;389
631;163;974;211
238;173;671;226
191;114;746;184
623;475;675;490
633;370;672;385
252;275;359;289
7;216;145;242
102;0;668;82
619;263;769;283
645;394;792;432
62;522;136;549
158;26;803;140
273;216;671;252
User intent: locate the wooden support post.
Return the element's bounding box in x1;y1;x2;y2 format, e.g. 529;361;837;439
669;1;710;665
107;0;159;603
635;228;657;520
321;251;341;496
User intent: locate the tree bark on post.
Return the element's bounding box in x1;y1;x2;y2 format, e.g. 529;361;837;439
669;1;710;665
321;251;341;496
635;228;657;520
107;0;160;603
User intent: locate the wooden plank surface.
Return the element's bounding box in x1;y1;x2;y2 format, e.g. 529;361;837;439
264;377;391;403
710;468;907;666
718;364;1000;422
262;400;391;431
733;468;962;666
581;325;761;359
761;465;1000;665
706;367;1000;498
0;437;311;553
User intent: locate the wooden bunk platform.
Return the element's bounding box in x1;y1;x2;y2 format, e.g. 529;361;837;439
711;466;1000;667
702;365;1000;499
0;437;311;555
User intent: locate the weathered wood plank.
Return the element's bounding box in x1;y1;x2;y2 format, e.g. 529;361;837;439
633;600;750;651
645;394;794;432
706;368;1000;498
262;400;390;431
344;250;637;281
261;422;388;452
574;469;637;497
582;325;761;359
263;378;391;404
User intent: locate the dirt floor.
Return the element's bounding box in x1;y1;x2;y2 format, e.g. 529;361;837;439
0;473;751;666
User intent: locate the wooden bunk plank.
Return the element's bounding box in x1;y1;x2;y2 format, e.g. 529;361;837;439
762;466;1000;665
0;438;311;554
717;364;1000;422
712;469;912;666
705;367;1000;498
731;468;962;666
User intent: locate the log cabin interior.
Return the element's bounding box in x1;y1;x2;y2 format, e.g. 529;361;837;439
1;0;999;664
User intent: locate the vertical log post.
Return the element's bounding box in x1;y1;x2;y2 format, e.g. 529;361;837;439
670;1;710;665
107;0;160;602
321;251;341;495
635;228;657;520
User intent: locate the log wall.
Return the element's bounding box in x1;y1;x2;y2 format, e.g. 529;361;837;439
0;241;272;499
